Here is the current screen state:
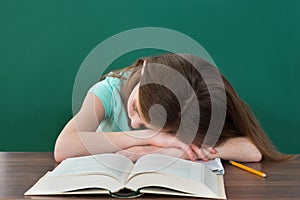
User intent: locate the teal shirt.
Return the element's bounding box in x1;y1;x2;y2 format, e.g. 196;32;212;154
88;72;132;132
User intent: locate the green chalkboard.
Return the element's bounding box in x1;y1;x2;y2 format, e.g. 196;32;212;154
0;0;299;153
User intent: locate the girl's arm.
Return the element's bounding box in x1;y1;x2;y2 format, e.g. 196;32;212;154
54;93;154;162
54;93;193;162
204;137;262;162
116;146;196;162
118;137;262;162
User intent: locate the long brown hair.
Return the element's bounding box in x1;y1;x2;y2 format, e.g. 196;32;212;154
108;53;294;161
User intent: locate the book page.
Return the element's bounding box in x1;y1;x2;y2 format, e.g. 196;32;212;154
126;154;221;197
25;172;120;195
138;175;226;199
51;154;133;184
128;154;203;182
197;158;225;175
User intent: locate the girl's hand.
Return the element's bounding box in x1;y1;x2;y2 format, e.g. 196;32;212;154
116;146;157;162
116;146;197;162
147;131;195;161
190;144;217;161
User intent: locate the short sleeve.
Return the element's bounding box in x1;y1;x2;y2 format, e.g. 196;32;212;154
88;79;114;118
87;71;131;132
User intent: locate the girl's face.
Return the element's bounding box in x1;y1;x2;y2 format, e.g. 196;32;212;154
127;83;148;129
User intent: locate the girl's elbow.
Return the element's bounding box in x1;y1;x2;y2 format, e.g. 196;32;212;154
54;148;66;163
54;132;73;163
249;151;262;162
54;140;69;163
246;142;263;162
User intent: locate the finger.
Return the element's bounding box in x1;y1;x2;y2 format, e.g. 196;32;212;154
177;141;195;161
185;147;196;161
206;147;217;154
191;144;205;158
191;145;208;161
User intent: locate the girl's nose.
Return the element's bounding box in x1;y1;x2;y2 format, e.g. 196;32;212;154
131;117;144;129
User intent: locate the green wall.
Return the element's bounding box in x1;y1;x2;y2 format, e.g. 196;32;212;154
0;0;299;153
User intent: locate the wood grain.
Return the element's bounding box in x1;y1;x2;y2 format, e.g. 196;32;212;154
0;152;299;199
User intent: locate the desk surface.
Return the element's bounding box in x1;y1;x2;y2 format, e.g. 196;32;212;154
0;152;299;200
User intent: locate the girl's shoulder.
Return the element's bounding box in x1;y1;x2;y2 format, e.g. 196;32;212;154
104;70;132;89
90;69;133;93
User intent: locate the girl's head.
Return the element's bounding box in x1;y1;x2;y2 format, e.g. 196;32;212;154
123;54;225;146
118;53;293;161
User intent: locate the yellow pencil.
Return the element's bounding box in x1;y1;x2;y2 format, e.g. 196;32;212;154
229;160;267;178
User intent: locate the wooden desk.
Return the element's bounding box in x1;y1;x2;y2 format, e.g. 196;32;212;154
0;152;299;199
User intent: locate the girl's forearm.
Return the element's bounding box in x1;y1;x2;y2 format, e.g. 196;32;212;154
54;130;152;162
207;137;262;162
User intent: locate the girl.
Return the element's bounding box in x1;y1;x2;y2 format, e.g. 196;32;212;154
54;54;293;163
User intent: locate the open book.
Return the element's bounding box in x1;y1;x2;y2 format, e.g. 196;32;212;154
25;154;226;199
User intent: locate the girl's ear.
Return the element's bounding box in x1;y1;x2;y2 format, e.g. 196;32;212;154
141;60;146;76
